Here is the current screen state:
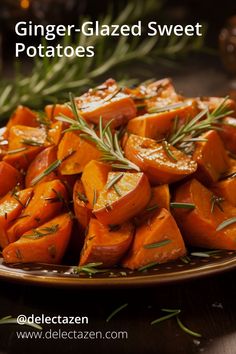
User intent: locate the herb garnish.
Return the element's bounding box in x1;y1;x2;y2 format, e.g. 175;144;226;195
72;262;108;276
21;139;44;147
106;173;124;190
210;195;224;213
77;192;88;204
106;303;128;323
57;94;140;171
7;147;27;155
23;224;59;240
216;217;236;231
144;239;171;249
162;140;177;162
146;204;159;212
148;102;187;114
151;308;202;338
138;261;159;272
170;202;195;209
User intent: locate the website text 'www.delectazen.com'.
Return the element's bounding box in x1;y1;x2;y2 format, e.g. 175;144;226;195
8;314;128;341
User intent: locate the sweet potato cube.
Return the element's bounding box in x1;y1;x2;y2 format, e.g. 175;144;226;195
122;208;186;270
79;218;134;267
3;213;72;264
124;134;197;184
81;160;111;205
93;172;151;225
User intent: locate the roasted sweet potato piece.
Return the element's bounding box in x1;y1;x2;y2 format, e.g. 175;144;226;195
73;179;92;229
211;176;236;207
192;130;230;184
0;161;23;197
57;131;101;175
122;208;186;270
127;102;197;140
25;146;57;188
3;213;72;264
81;160;112;205
173;178;236;250
3;125;47;170
0;188;33;249
218;117;236;154
76;78;136;127
47;121;64;146
79;218;134;267
197;96;236;116
7;179;67;244
45;104;74;121
124;134;197;184
93;172;151;225
4;106;38;138
134;185;170;226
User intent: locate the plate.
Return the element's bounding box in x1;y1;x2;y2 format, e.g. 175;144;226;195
0;250;236;288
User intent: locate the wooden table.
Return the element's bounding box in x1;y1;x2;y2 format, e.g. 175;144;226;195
0;55;236;354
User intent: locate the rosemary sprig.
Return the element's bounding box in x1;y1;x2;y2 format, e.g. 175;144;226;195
72;262;108;275
106;303;128;322
21;139;44;147
57;94;140;171
148;102;187;114
170;202;196;209
7;147;27;155
162;140;177;162
216;217;236;231
144;239;171;249
168;97;234;150
77;192;88;204
151;309;181;325
106;173;124;190
210;195;224;213
146;204;159;212
23;224;59;240
176;316;202;338
30;159;61;186
138;261;159;272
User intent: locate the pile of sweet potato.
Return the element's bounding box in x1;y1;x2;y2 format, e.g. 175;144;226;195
0;78;236;270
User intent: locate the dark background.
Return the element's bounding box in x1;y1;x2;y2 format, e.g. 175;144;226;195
0;1;236;354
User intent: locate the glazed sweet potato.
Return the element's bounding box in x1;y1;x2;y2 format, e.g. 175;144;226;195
45;104;74;121
25;146;57;188
7;179;67;244
73;179;92;229
3;125;47;170
0;188;33;249
218;117;236;154
0;161;23;197
76;79;136;127
57;131;101;175
3;213;72;264
79;218;134;267
47;121;64;146
192;130;230;184
211;176;236;207
122;208;186;270
124;134;197;184
81;160;112;205
127;102;197;140
93;172;151;225
197;96;236;116
4;106;38;138
173;178;236;250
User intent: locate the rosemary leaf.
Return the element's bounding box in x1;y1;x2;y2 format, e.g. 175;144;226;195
176;316;202;338
106;303;128;323
106;173;124;190
210;195;224;213
162;141;177;162
138;261;159;272
21;139;44;147
144;239;171;249
148;102;187;114
216;217;236;231
151;310;181;325
170;202;195;209
146;204;159;212
190;252;210;258
30;159;61;186
7;147;27;155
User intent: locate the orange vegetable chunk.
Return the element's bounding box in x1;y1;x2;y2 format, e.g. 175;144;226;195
3;213;72;264
7;179;67;243
173;178;236;250
124;134;197;184
0;161;23;197
73;179;92;229
93;172;151;225
79;218;134;267
122;208;186;270
81;160;111;205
